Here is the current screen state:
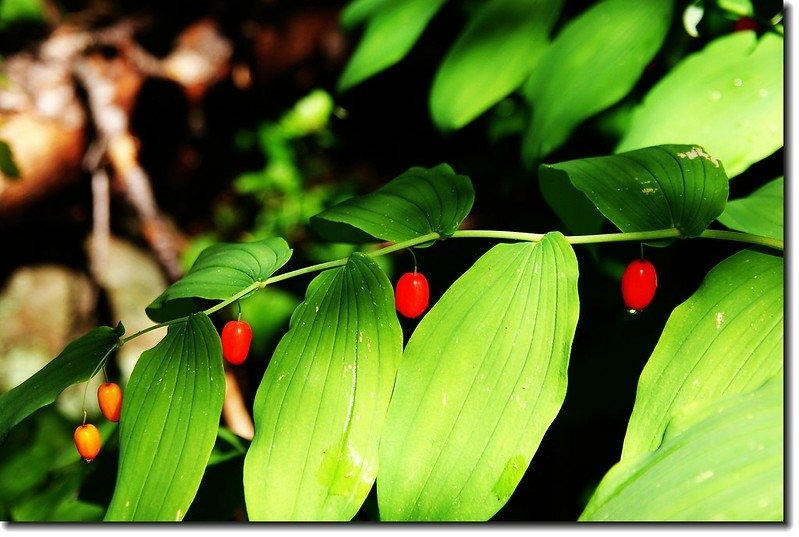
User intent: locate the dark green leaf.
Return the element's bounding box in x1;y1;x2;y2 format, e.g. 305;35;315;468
620;249;783;461
429;0;563;130
617;32;783;178
338;0;449;91
0;324;124;443
0;139;20;179
243;253;402;520
581;377;782;521
310;164;474;244
146;237;292;322
539;144;730;239
105;313;225;521
378;233;579;520
522;0;672;163
718;177;783;240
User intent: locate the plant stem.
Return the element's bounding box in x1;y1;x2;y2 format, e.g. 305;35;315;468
698;229;783;251
453;228;684;244
118;227;781;346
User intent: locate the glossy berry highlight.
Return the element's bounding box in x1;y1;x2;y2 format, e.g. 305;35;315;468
621;258;657;312
97;382;123;422
74;424;102;462
221;320;253;365
395;271;430;319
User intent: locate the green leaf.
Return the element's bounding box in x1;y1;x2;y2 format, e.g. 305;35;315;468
146;237;292;323
522;0;673;163
338;0;449;91
105;313;225;521
539;144;730;239
429;0;563;130
310;164;474;245
621;249;783;461
378;233;579;520
0;0;45;28
0;139;20;179
580;377;782;521
718;177;783;240
0;324;124;443
243;253;402;520
617;31;783;178
340;0;392;29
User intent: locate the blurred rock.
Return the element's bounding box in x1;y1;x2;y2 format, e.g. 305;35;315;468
87;234;168;382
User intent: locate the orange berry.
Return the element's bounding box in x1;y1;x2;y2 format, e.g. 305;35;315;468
97;382;123;422
74;424;102;462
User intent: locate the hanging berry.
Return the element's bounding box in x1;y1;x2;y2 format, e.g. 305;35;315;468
621;258;658;312
221;320;253;365
97;382;123;422
74;424;102;462
395;271;430;319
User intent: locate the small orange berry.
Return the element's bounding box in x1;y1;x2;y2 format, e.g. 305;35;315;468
74;424;102;462
97;382;123;422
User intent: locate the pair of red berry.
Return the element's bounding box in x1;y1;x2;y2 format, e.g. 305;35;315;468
74;382;124;462
396;260;656;317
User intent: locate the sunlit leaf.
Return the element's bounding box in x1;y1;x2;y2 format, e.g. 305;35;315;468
522;0;672;163
340;0;392;29
718;177;783;240
310;164;474;244
617;32;783;178
243;253;402;520
429;0;563;130
105;313;225;521
539;144;729;239
338;0;449;91
0;324;124;443
378;233;579;520
581;377;782;521
621;249;783;461
146;238;292;322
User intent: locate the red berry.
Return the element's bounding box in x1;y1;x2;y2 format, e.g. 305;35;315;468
74;424;101;462
97;382;123;422
733;17;759;32
221;320;253;365
621;259;657;312
395;272;430;319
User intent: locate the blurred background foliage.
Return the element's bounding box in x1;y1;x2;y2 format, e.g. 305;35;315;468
0;0;783;521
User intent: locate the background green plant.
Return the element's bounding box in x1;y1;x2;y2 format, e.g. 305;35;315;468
0;0;784;522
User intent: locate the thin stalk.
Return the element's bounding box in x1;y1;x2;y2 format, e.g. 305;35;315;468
117;227;781;347
698;229;783;251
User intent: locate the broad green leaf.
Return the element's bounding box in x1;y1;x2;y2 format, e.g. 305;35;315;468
718;177;783;240
580;377;782;521
243;253;402;520
378;233;579;520
621;249;783;461
105;313;225;521
0;324;123;443
0;139;20;179
522;0;672;164
0;0;45;28
146;237;292;322
310;164;474;244
538;167;606;236
718;0;753;17
340;0;392;28
617;32;783;178
539;144;729;239
338;0;449;91
429;0;563;130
